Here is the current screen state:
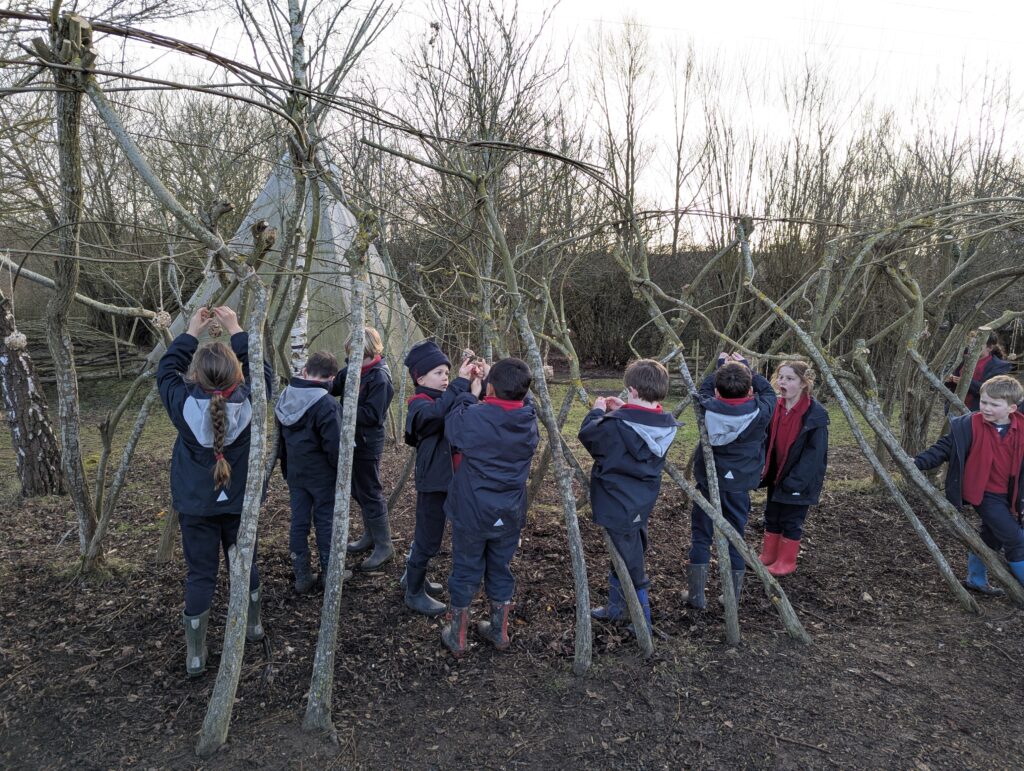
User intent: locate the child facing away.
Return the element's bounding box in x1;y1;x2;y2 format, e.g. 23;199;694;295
578;359;678;632
440;357;540;656
915;375;1024;594
685;352;776;609
944;332;1013;412
400;340;476;616
331;326;395;572
275;351;343;594
157;306;273;677
757;361;829;577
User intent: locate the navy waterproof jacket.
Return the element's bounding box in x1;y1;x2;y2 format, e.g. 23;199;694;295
951;354;1013;410
579;406;679;531
692;362;777;492
914;414;1024;515
275;377;341;490
330;358;394;459
760;399;830;506
404;377;471;493
444;393;540;533
157;332;274;517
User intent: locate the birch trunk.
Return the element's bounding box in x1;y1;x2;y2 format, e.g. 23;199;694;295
0;286;64;496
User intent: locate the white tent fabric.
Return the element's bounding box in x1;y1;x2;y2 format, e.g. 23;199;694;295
152;156;420;372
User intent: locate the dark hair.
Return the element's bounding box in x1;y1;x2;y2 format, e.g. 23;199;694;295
715;362;752;399
488;357;532;400
305;350;339;379
187;342;244;490
987;332;1006;358
624;359;669;402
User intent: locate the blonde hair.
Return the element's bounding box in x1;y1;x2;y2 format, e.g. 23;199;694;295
187;342;244;490
345;326;384;359
980;375;1023;406
772;360;815;398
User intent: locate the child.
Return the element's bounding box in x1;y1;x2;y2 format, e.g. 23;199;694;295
275;351;343;594
579;359;678;631
331;326;395;571
915;375;1024;594
157;306;272;677
685;352;776;609
401;340;475;616
441;358;540;656
945;333;1012;412
757;361;829;576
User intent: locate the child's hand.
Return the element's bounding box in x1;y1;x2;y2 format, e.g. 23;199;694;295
605;396;625;411
593;396;607;411
948;374;961;384
186;307;212;338
470;376;483;398
212;306;243;335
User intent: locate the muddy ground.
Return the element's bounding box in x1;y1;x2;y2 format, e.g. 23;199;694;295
2;432;1023;769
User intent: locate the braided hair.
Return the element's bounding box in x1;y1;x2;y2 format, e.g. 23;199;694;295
188;342;244;490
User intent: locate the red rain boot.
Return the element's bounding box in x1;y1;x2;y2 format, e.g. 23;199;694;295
759;532;781;566
768;537;800;576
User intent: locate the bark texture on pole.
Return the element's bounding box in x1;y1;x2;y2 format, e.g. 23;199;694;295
196;269;270;757
0;286;65;497
47;13;101;560
481;191;592;675
675;353;741;646
303;210;372;738
601;531;654;657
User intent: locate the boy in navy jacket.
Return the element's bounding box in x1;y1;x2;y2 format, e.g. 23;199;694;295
944;333;1013;411
915;375;1024;594
441;358;540;656
400;340;474;616
331;327;395;571
157;306;273;675
276;351;343;594
686;353;776;609
579;359;678;632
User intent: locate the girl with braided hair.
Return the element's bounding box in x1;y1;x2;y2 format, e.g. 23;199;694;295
157;306;274;677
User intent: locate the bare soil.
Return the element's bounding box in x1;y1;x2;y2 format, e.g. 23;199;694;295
2;440;1023;769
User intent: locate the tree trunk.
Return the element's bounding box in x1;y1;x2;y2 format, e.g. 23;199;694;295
196;273;270;757
303;210;372;738
0;287;65;496
48;14;101;562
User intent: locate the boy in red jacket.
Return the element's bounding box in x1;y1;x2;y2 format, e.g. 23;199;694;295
915;375;1024;593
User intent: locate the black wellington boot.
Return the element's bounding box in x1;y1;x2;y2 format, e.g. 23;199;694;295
404;566;446;617
358;516;394;571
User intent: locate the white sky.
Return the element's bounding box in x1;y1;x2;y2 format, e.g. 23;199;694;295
125;0;1024;215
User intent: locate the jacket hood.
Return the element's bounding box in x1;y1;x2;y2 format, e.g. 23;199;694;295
609;409;679;457
705;409;759;447
183;386;252;448
275;379;332;426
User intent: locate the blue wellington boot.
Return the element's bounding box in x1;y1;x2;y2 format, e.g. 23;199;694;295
591;573;626;621
627;587;653;637
1009;560;1024;586
962;552;1004;596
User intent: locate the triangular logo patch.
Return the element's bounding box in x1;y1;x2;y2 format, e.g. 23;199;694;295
217;490;229;502
724;470;735;479
632;514;642;523
493;518;504;527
